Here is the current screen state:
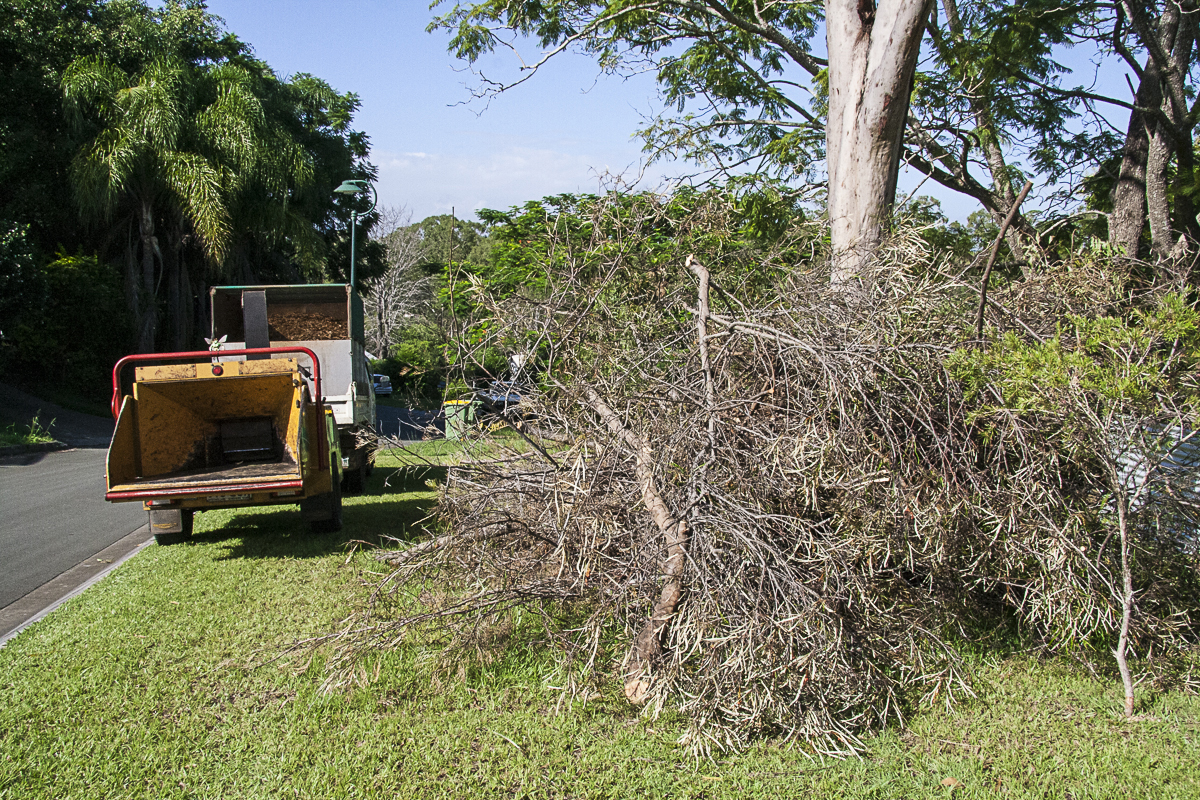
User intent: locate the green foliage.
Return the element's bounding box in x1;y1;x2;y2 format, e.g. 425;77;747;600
0;0;163;253
414;213;492;272
63;53;234;261
430;0;828;181
0;221;44;338
372;322;449;401
951;294;1200;420
477;186;804;308
1;0;379;358
0;414;56;447
1;252;134;397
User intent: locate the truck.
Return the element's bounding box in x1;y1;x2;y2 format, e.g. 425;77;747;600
104;284;376;544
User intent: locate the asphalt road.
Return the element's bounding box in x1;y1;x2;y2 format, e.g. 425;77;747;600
375;404;440;441
0;447;146;609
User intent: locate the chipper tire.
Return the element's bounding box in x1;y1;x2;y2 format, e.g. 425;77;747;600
342;461;366;495
305;460;343;534
150;508;194;546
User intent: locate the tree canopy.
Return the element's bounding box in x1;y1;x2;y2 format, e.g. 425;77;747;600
1;0;383;379
430;0;1200;266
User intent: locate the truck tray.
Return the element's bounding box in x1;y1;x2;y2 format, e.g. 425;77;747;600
109;460;301;493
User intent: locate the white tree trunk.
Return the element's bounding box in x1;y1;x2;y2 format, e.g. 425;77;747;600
826;0;930;286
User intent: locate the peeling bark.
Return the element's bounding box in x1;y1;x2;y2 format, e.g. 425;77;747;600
826;0;931;286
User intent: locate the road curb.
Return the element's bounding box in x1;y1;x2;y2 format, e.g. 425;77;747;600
0;440;68;458
0;524;153;647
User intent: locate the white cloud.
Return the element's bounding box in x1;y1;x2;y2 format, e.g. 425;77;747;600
373;144;680;221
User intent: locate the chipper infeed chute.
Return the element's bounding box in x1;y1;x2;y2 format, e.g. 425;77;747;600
105;347;343;542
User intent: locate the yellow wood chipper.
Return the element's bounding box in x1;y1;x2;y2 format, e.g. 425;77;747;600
104;284;376;544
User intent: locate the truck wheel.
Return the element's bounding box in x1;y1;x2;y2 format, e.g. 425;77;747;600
310;462;343;534
342;461;366;495
150;508;194;546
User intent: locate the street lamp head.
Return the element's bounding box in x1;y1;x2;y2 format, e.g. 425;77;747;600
334;179;368;195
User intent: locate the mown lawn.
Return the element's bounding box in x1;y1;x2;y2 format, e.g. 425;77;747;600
1;446;1198;799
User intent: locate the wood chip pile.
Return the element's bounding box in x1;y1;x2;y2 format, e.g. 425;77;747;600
268;312;346;341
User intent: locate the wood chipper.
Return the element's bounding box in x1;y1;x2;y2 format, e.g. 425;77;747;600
104;284;374;545
106;348;342;544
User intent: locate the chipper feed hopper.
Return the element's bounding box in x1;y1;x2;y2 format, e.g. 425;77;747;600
208;284;376;491
106;349;342;544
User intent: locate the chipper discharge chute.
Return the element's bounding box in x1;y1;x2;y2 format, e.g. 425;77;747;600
105;347;343;544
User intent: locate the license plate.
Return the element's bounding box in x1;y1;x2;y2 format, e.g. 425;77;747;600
206;493;251;503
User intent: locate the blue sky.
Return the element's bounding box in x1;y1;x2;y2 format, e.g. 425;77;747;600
203;2;1134;226
204;1;685;223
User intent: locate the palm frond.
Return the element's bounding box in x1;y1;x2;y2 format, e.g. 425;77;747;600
162;150;232;263
61;57;128;130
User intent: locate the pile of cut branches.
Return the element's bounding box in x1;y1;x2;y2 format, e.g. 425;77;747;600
335;193;1200;755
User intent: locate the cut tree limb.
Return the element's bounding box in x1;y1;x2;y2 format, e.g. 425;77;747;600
974;179;1033;344
579;386;688;704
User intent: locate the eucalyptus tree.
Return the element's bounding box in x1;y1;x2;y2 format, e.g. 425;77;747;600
427;0;1045;280
1104;0;1199;258
429;0;1186;276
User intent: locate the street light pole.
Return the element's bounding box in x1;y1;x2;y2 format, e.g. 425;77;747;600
333;178;377;288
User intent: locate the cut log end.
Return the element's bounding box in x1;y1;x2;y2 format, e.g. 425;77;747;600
624;676;651;705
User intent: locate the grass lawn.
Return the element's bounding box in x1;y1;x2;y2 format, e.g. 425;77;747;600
2;448;1198;798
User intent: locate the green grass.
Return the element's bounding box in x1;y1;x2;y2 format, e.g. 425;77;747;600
2;457;1199;798
378;433;532;471
379;440;465;466
0;416;57;447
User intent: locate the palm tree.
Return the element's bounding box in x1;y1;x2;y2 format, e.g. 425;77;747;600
63;54;231;352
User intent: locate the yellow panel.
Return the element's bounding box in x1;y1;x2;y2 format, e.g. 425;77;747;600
136;363;196;381
199;358;298;378
106;395;140;490
239;358;297;376
133;371;302;478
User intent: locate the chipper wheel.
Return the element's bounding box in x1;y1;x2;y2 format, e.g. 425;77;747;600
302;458;343;534
341;461;366;495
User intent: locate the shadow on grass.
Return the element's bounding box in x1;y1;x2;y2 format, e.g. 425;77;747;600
379;464;448;489
190;466;440;561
